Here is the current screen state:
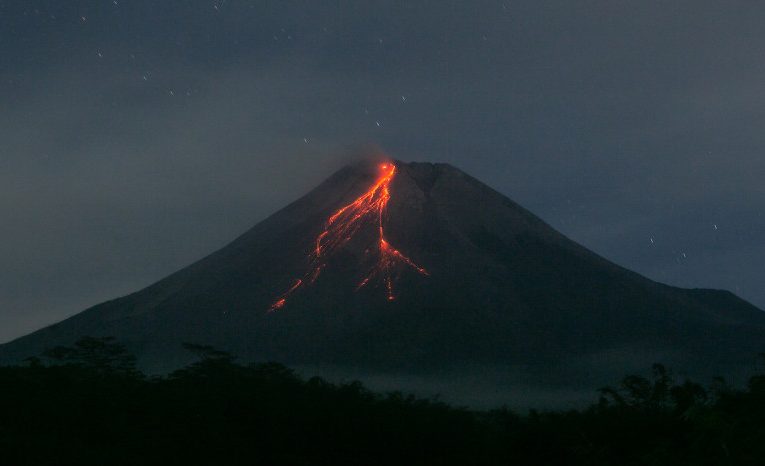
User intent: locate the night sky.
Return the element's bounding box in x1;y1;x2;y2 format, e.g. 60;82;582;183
2;1;764;343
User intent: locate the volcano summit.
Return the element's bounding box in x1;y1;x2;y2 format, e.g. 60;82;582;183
269;162;428;311
2;159;764;406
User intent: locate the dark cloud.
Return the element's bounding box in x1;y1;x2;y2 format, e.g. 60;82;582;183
2;0;764;342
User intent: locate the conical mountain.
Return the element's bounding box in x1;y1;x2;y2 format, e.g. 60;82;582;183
2;159;764;405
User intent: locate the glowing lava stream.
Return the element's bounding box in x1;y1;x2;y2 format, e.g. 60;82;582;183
269;163;428;311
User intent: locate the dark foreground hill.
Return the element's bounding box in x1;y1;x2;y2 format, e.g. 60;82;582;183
2;340;765;466
1;159;764;407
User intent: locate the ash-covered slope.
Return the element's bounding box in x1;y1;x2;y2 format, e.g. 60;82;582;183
2;159;764;403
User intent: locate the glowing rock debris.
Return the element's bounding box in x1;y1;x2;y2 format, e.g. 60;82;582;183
269;163;428;311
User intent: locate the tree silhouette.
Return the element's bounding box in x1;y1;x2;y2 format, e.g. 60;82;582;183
1;338;763;465
42;336;138;375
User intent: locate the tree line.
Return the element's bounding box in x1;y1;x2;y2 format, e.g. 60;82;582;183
1;337;764;465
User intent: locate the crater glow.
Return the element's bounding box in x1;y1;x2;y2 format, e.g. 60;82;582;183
269;162;428;311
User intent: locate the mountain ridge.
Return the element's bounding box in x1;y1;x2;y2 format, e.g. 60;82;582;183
2;159;763;406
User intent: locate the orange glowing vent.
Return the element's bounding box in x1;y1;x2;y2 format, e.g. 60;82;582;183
269;163;428;311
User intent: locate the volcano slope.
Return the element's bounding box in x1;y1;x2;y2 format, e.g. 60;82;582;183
2;160;764;406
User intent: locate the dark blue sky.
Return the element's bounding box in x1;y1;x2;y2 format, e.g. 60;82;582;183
2;0;764;342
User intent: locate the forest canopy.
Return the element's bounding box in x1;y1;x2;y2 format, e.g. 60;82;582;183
1;337;764;465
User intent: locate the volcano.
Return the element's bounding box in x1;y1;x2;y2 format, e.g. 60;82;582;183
2;159;764;406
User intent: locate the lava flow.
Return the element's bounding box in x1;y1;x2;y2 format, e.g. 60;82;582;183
269;162;428;311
